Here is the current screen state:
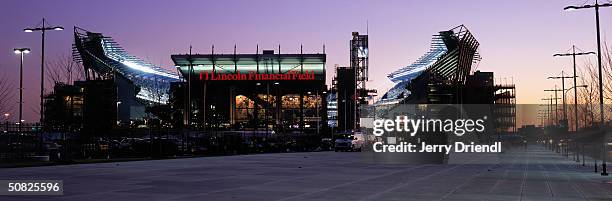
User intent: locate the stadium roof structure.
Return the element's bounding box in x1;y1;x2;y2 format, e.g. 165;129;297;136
378;25;481;104
171;51;326;80
73;27;180;103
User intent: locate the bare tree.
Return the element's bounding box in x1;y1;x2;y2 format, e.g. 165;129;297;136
46;54;85;86
601;42;612;103
579;59;599;127
0;73;16;118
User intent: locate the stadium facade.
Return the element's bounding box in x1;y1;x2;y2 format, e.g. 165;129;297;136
378;25;481;105
170;49;327;134
372;24;516;142
73;27;180;123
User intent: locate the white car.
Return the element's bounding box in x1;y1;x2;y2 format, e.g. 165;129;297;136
334;138;362;152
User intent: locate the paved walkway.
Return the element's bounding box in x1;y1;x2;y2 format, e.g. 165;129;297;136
1;146;611;201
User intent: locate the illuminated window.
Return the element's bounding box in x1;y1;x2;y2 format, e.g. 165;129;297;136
282;95;300;108
236;95;254;109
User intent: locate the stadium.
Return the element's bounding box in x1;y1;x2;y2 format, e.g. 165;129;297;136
73;27;180;122
377;25;481;105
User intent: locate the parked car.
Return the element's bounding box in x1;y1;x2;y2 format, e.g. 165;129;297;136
334;138;362;152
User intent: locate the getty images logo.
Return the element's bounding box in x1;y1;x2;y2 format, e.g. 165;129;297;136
372;116;488;137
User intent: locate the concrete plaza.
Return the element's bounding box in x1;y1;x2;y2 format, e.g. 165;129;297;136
1;146;611;201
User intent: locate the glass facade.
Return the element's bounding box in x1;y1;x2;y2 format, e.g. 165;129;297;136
172;53;326;81
171;52;327;134
233;94;323;130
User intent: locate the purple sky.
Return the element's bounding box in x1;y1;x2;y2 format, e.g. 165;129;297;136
1;0;611;122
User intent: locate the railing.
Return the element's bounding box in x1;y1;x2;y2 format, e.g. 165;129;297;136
0;127;328;163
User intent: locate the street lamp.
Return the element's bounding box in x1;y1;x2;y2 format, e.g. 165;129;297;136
537;109;547;127
564;85;588;130
542;97;555;126
3;113;9;151
3;113;9;133
14;48;30;133
563;0;612;176
116;101;122;125
544;87;563;125
554;47;595;132
23;18;63;129
548;72;575;126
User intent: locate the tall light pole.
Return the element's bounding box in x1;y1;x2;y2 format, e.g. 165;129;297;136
4;113;9;133
539;105;550;126
545;87;563;125
548;72;575;127
564;85;589;130
554;46;595;131
538;111;546;127
564;0;612;176
187;46;193;129
14;48;30;133
116;101;122;125
542;97;558;126
23;18;63;129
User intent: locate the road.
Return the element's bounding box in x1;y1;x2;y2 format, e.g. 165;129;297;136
1;146;611;201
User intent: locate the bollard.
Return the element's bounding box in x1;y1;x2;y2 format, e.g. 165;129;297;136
572;143;575;161
602;144;608;176
549;141;552;150
582;144;586;166
575;143;580;162
574;143;579;162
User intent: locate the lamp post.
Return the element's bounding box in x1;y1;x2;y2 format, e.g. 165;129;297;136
542;97;557;151
116;101;122;126
4;113;9;152
542;97;556;126
544;87;563;125
538;107;548;127
24;18;63;130
563;0;612;176
273;81;281;133
564;85;589;130
554;47;595;131
14;48;30;133
548;72;575;127
3;113;9;132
